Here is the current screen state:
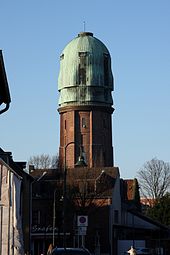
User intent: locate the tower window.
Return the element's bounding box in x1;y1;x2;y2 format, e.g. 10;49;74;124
82;117;86;128
64;120;66;129
60;54;64;60
78;52;87;85
81;134;83;145
103;53;109;86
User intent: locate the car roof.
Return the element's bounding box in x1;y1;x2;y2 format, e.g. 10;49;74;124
52;247;90;255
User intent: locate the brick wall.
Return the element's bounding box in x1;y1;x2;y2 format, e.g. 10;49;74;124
59;106;113;168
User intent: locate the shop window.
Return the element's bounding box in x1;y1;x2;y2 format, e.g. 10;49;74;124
32;210;41;225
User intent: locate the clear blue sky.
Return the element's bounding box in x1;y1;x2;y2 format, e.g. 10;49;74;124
0;1;170;178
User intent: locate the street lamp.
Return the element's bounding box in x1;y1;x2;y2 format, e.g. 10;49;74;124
63;142;87;248
52;143;87;248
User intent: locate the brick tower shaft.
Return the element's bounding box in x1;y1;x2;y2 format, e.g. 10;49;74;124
59;106;114;168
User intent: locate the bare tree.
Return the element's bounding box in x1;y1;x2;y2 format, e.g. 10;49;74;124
51;155;59;169
28;154;59;169
67;168;115;214
137;158;170;205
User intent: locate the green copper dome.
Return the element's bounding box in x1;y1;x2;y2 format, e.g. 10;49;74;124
58;32;114;107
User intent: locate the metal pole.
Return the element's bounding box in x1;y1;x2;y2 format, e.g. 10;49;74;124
53;189;57;246
63;144;67;248
8;170;11;255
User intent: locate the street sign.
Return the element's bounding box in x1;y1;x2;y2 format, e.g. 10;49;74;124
77;215;88;227
78;226;87;235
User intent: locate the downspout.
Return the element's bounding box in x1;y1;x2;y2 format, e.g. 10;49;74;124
8;169;11;255
0;103;10;115
12;183;14;255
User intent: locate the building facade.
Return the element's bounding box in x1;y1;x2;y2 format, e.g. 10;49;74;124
110;178;170;255
30;167;119;255
0;148;32;255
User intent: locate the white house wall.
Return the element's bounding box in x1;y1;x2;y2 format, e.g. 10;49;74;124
0;160;24;255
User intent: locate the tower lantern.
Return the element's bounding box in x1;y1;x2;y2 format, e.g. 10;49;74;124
58;32;114;168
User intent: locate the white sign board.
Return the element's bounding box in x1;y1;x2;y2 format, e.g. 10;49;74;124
78;226;87;235
77;215;88;227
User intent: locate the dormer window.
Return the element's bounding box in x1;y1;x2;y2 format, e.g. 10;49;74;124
104;53;109;86
78;52;88;85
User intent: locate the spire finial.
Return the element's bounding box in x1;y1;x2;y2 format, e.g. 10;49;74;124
83;21;86;32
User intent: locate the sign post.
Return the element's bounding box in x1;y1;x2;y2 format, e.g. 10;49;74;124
77;216;88;247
